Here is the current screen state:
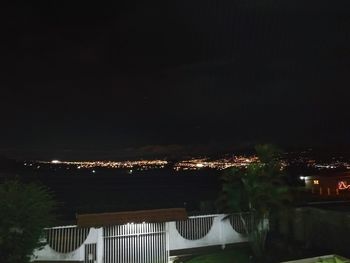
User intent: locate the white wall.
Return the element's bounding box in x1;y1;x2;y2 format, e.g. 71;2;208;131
168;214;248;251
32;227;101;262
32;214;249;263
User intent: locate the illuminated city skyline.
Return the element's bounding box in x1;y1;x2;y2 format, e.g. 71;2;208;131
21;151;350;172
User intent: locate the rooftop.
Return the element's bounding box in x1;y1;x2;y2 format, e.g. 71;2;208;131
77;208;188;227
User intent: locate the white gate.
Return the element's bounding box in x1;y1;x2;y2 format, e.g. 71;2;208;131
103;222;168;263
85;243;97;263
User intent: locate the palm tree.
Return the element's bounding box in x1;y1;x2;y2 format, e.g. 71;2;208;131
221;144;291;261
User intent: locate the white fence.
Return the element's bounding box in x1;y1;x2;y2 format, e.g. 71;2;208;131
45;226;90;253
32;226;103;263
33;213;251;263
103;223;168;263
168;214;250;251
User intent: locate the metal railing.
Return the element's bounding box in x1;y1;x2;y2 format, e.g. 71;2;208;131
103;222;168;263
229;212;255;235
45;225;90;253
175;215;215;240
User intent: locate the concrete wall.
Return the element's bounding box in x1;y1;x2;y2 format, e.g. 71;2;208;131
278;207;350;256
168;214;248;251
33;214;249;263
32;228;102;262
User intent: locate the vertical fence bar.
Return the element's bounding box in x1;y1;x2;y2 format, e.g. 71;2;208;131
107;227;110;263
102;221;168;263
64;228;67;253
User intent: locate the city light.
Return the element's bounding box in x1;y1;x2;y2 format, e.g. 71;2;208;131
30;156;261;172
174;156;259;171
338;181;350;190
39;160;169;171
25;153;350;173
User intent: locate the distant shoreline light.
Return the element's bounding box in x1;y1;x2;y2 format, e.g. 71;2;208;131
30;157;261;171
27;155;350;172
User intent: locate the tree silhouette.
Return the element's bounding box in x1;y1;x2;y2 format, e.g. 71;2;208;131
0;180;56;263
221;144;291;261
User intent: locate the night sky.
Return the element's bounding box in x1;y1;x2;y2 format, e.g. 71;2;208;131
1;1;350;159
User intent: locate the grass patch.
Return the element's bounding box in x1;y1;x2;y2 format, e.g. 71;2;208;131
184;248;251;263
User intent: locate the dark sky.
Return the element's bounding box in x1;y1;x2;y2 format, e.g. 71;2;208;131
1;1;350;159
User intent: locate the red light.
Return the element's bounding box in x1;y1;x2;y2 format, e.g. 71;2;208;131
338;181;350;190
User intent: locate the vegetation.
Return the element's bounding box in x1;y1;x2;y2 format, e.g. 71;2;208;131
314;257;350;263
220;144;291;261
0;180;56;263
184;248;251;263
